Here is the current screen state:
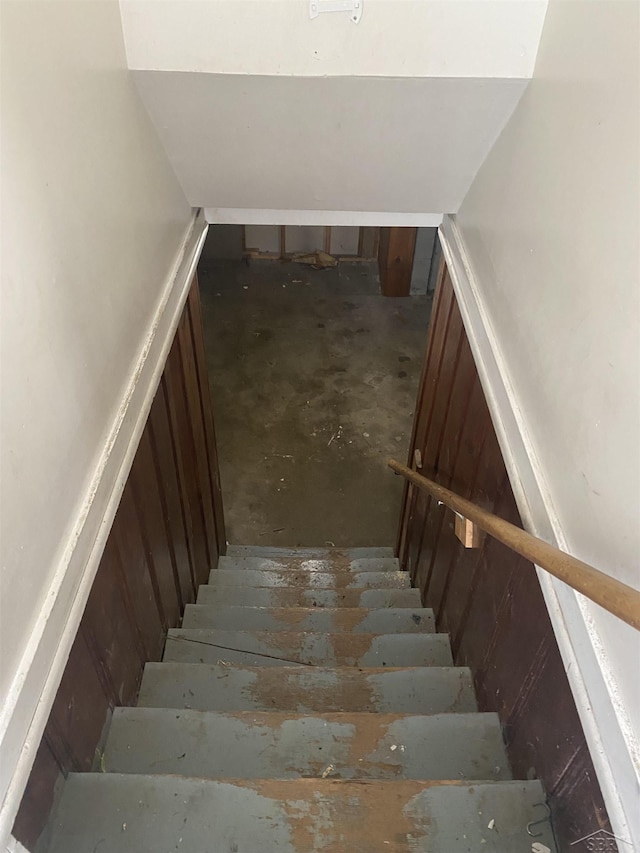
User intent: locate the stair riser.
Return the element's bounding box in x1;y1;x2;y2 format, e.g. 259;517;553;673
218;556;399;572
138;663;477;714
226;546;395;560
104;709;511;781
164;629;453;667
45;539;559;853
196;586;422;609
47;775;556;853
207;570;411;589
181;605;435;634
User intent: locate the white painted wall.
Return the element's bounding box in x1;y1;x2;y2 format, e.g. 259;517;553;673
120;0;547;79
133;71;527;213
452;0;640;843
0;1;195;843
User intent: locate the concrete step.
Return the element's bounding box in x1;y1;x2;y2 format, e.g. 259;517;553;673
104;708;511;781
181;605;435;634
163;628;452;667
47;774;556;853
207;569;411;589
226;545;396;560
102;708;511;781
219;555;400;572
196;584;422;609
138;662;477;714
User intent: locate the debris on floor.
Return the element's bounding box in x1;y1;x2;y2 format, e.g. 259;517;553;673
292;250;338;270
199;258;432;546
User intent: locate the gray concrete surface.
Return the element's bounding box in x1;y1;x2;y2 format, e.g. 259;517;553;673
198;258;432;547
138;661;477;715
196;584;422;609
226;545;395;559
104;709;510;781
181;604;435;633
217;555;400;571
47;775;555;853
44;546;556;852
163;629;452;667
206;569;412;589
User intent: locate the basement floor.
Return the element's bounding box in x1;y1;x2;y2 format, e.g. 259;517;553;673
198;258;432;547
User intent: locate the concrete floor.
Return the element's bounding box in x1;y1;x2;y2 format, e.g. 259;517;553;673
198;258;432;547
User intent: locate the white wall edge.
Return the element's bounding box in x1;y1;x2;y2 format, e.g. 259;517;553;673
439;213;639;848
0;209;208;850
6;837;29;853
205;208;444;228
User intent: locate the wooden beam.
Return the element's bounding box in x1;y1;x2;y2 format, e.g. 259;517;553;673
378;227;417;297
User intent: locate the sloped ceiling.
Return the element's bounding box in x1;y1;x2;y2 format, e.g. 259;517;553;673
120;0;547;220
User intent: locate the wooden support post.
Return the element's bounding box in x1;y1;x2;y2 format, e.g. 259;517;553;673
378;227;417;297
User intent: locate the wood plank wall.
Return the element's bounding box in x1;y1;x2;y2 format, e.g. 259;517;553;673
13;275;225;849
397;265;614;850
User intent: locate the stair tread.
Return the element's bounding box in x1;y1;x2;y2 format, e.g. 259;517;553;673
207;569;411;589
138;662;477;714
164;628;453;667
181;604;435;633
48;775;555;853
226;545;395;559
47;539;543;852
104;708;511;781
218;556;399;572
196;585;422;609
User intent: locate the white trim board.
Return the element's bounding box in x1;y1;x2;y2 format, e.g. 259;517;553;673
205;208;443;228
439;214;639;848
6;837;29;853
0;210;208;849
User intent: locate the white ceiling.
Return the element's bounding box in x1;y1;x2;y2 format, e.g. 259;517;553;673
133;71;527;215
121;0;546;218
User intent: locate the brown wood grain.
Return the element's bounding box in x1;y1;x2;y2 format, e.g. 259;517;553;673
393;457;640;631
112;481;166;656
400;269;456;575
163;333;212;586
396;256;447;563
11;739;62;850
378;227;417;297
408;284;464;582
397;268;615;849
13;276;225;846
178;306;219;567
130;429;182;628
187;277;226;558
147;387;197;606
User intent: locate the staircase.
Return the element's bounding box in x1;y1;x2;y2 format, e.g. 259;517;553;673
45;546;556;852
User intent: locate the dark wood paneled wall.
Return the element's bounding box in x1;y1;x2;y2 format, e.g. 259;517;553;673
397;266;614;851
13;275;225;848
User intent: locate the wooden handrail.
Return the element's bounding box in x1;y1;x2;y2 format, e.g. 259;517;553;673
389;458;640;630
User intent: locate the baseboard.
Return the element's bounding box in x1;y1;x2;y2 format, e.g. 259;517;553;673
438;214;638;847
0;210;208;849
